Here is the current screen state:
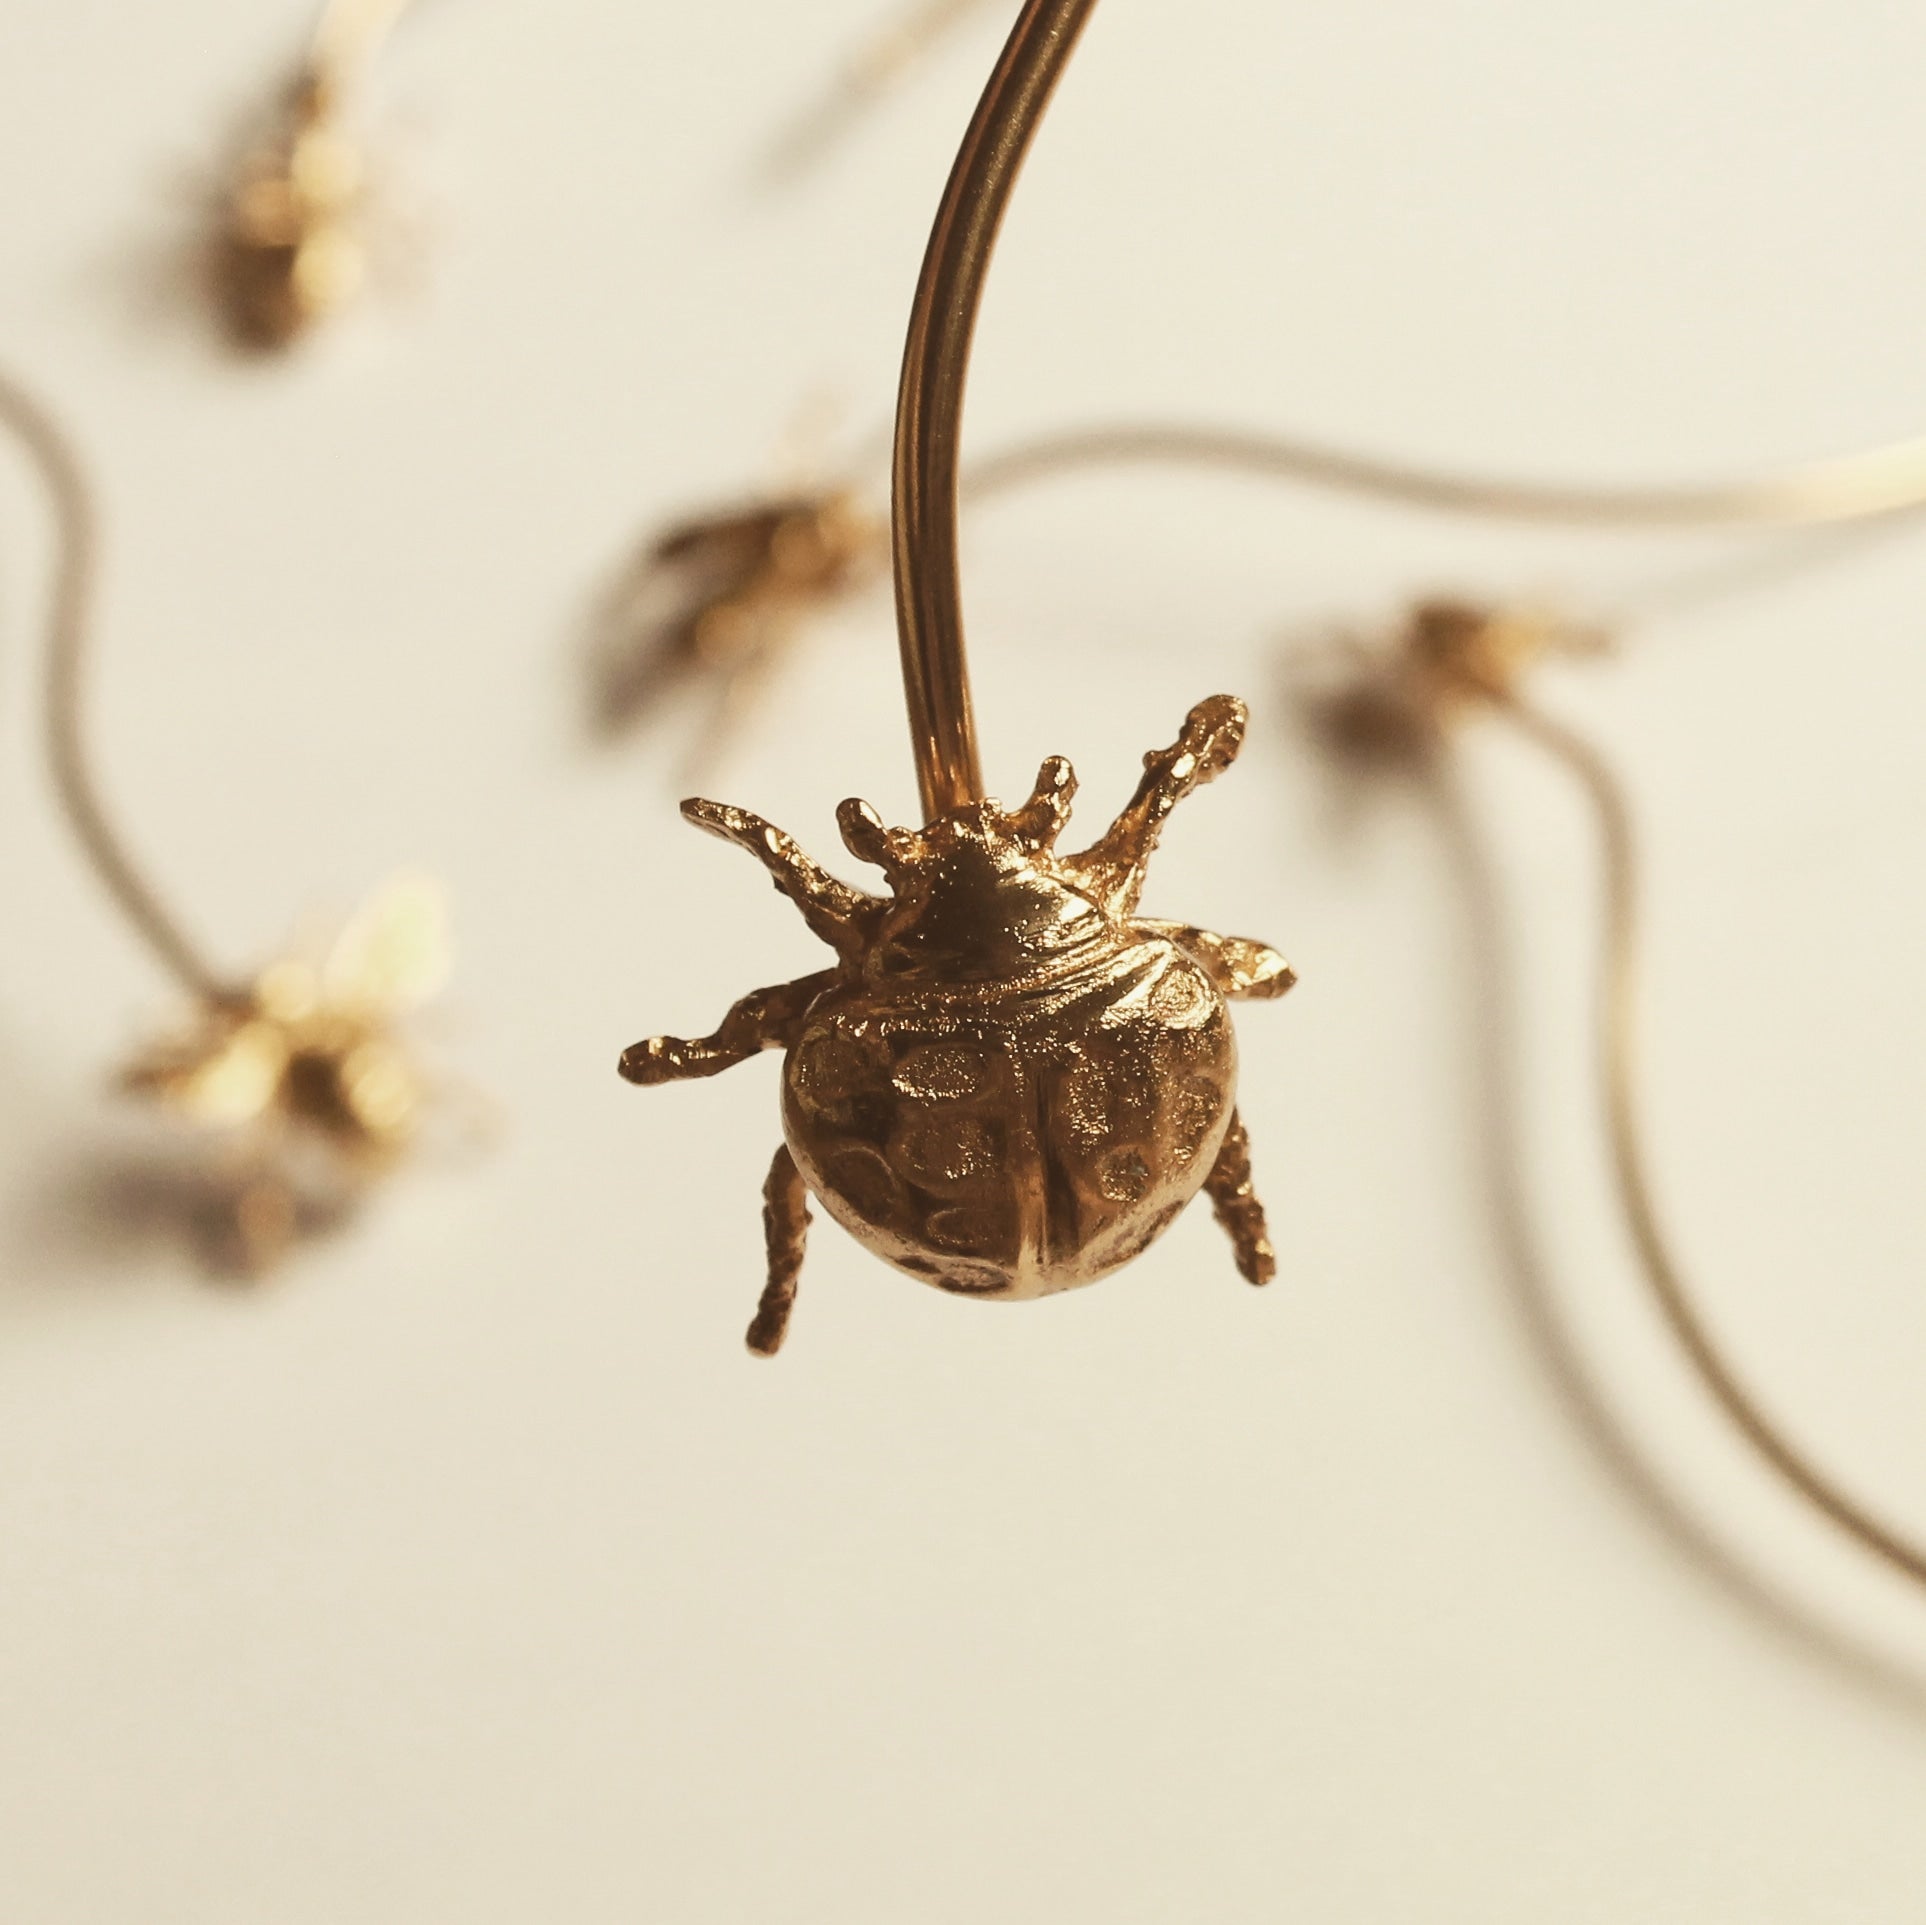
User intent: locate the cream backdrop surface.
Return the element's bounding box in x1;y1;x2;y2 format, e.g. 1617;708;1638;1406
2;1;1924;1918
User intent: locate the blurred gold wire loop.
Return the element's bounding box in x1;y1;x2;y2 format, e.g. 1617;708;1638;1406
963;418;1926;530
0;366;458;1272
1340;602;1926;1598
0;370;227;1001
883;0;1926;821
761;0;998;183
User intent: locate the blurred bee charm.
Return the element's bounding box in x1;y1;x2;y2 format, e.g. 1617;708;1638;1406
620;696;1293;1355
122;875;455;1271
203;0;421;351
588;486;883;765
211;69;369;351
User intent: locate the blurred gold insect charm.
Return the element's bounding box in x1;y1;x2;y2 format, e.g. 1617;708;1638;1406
1299;596;1611;767
121;875;456;1272
202;0;423;351
589;485;884;766
212;69;370;351
620;695;1293;1356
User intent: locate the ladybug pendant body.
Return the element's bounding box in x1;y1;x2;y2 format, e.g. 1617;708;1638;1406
784;920;1236;1299
620;695;1293;1354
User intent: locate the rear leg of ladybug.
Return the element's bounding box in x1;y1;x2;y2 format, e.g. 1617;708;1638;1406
617;968;836;1084
747;1144;811;1356
1202;1110;1276;1286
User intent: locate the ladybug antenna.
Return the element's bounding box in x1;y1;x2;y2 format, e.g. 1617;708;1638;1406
836;797;923;876
682;796;883;958
1006;754;1077;848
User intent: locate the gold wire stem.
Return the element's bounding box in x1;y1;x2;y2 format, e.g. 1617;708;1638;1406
1495;693;1926;1594
0;371;230;1002
892;0;1099;819
306;0;413;100
962;420;1926;530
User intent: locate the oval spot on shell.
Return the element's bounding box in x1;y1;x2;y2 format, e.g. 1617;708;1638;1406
926;1204;994;1253
897;1115;997;1186
1098;1148;1152;1204
789;1029;872;1111
822;1145;899;1218
1151;966;1206;1021
932;1262;1009;1296
1171;1073;1225;1152
890;1044;985;1101
1060;1058;1113;1143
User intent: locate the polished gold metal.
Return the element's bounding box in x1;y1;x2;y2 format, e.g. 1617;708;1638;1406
1332;598;1926;1598
210;0;413;350
622;0;1297;1352
621;697;1291;1353
892;0;1100;818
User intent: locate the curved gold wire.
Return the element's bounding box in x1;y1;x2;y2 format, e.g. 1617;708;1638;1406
1494;693;1926;1594
963;420;1926;530
307;0;414;101
892;0;1099;819
0;371;230;1001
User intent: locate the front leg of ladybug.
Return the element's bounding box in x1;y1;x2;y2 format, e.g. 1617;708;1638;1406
617;969;835;1085
619;972;833;1353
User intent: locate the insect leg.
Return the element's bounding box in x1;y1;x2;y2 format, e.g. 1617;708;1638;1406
681;799;883;959
618;969;836;1085
1202;1109;1276;1286
1064;695;1248;915
1134;920;1296;1001
747;1143;811;1356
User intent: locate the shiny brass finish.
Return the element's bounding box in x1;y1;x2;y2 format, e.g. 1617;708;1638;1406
621;697;1292;1353
892;0;1100;818
122;877;452;1272
1200;1111;1274;1286
210;0;413;350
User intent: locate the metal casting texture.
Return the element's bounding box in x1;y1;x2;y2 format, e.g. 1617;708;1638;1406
892;0;1099;818
620;696;1293;1354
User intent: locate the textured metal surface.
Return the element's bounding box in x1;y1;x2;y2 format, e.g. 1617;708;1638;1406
621;694;1293;1350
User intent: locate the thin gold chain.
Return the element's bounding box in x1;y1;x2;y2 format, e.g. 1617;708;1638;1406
0;371;229;1000
1493;692;1926;1592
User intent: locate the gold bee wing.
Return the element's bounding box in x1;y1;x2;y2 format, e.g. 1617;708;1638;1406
322;873;451;1016
122;1015;288;1128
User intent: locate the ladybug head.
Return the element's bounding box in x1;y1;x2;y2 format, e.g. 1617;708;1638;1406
834;756;1112;980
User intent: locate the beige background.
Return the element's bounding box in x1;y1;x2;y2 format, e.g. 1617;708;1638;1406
3;0;1925;1917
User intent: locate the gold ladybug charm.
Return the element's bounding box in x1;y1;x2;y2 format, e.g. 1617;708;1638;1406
620;694;1294;1354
